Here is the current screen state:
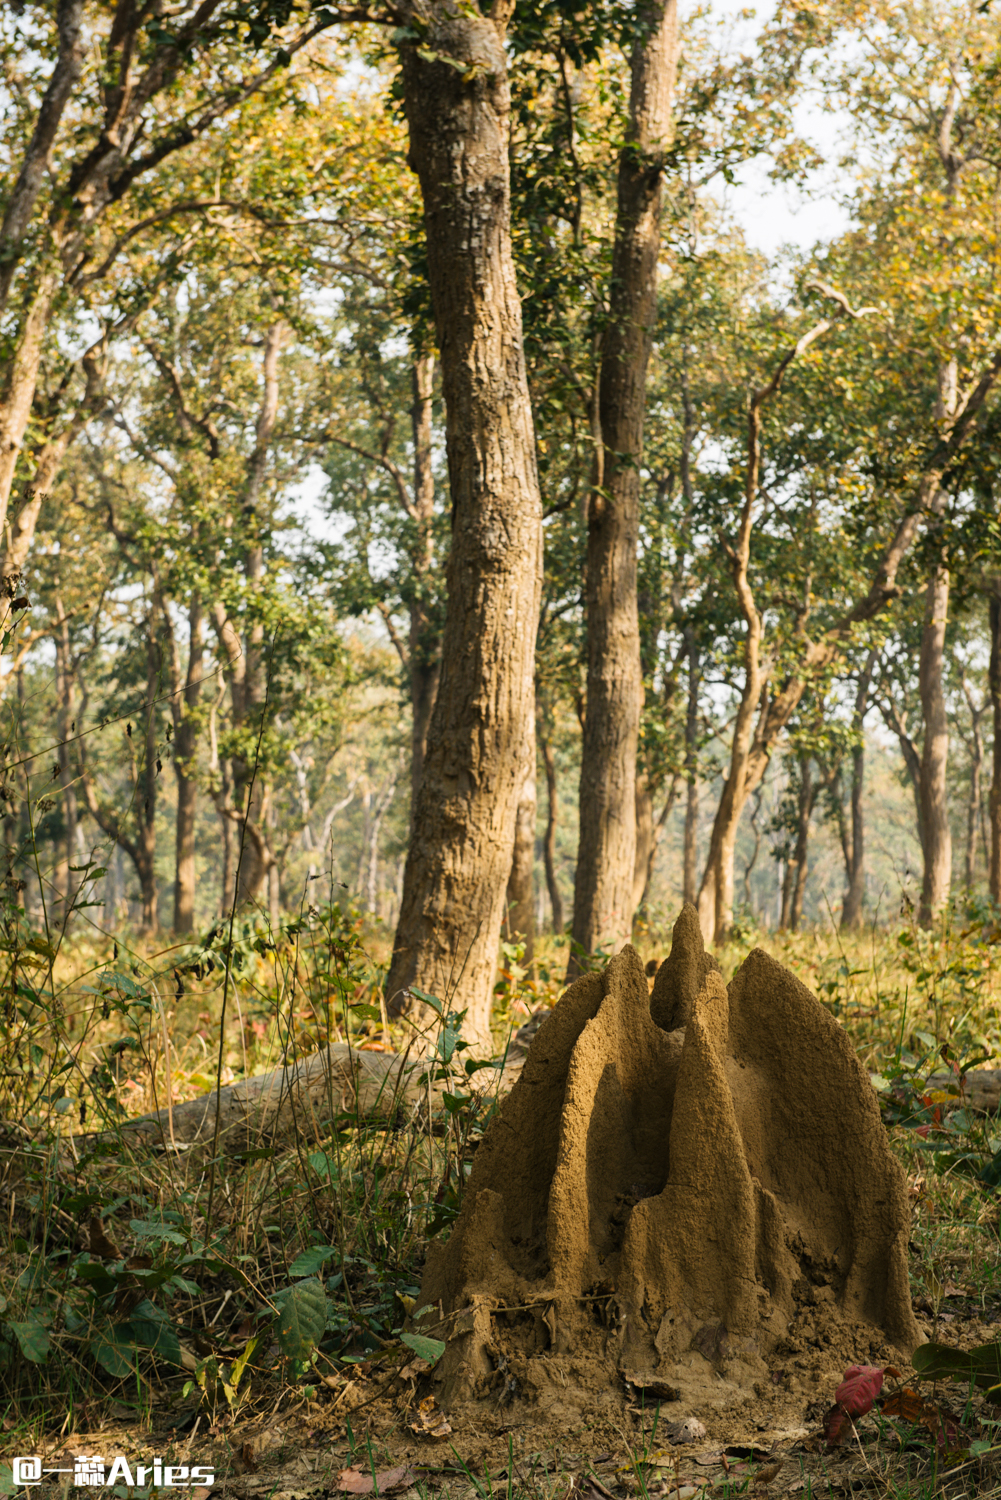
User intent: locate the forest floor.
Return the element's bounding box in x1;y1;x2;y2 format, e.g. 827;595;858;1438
4;907;1001;1500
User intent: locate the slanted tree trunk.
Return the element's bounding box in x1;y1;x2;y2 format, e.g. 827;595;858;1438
540;726;564;936
212;323;285;907
990;580;1001;906
383;4;544;1053
569;0;678;976
918;563;952;925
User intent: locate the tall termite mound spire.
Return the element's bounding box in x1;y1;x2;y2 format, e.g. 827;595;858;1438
416;905;919;1425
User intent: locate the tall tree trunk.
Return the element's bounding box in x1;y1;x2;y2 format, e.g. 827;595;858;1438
789;757;814;933
0;274;58;532
964;709;983;896
540;730;564;936
682;629;700;905
171;596;204;934
569;0;678;976
409;349;440;823
505;740;536;961
990;580;1001;905
742;787;762;916
384;5;544;1053
212;323;284;907
632;771;656;917
79;625;160;933
918;563;952;925
53;604;77;926
842;650;877;929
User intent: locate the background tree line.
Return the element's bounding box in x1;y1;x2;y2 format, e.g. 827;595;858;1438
1;0;1000;1049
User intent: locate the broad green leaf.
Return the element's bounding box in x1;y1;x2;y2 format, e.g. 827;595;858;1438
288;1245;338;1278
349;1003;382;1021
8;1315;49;1363
89;1326;134;1377
913;1341;1001;1399
277;1277;327;1360
128;1299;182;1365
400;1331;445;1366
307;1150;338;1183
130;1218;188;1245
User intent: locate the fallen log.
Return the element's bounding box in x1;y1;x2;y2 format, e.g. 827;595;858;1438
76;1044;433;1156
925;1069;1001;1114
73;1041;522;1156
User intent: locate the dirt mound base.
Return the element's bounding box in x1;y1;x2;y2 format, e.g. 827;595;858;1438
414;905;919;1426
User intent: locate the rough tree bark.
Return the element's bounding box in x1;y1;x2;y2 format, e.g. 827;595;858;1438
383;2;544;1053
682;628;700;905
569;0;679;976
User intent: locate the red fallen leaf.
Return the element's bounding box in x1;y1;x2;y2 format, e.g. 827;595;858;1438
337;1466;414;1495
823;1403;853;1448
835;1364;885;1416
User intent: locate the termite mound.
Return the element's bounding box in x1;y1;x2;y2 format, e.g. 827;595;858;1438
413;905;919;1430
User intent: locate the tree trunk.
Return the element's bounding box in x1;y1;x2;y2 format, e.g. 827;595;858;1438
53;606;77;926
409;349;440;822
742;788;762;916
569;0;678;977
990;580;1001;905
632;771;656;916
172;596;204;934
965;711;983;896
505;742;536;962
789;757;813;932
682;630;700;905
0;274;58;531
540;730;564;936
842;650;877;929
918;564;952;925
384;5;544;1053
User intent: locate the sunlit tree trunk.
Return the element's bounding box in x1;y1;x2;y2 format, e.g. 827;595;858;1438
569;0;678;975
539;725;564;936
384;3;544;1053
918;563;952;925
409;350;440;821
842;649;877;929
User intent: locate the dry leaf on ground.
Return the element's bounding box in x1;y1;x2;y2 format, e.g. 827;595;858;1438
336;1465;414;1494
